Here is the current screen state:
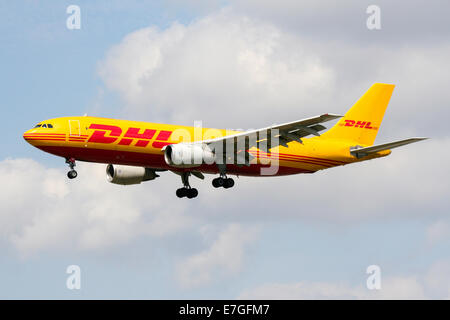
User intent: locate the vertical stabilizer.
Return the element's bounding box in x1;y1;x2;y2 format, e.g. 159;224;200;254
321;83;395;145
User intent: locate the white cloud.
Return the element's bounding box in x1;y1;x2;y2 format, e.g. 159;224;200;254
0;158;192;256
238;276;427;299
98;9;335;128
238;257;450;299
228;0;450;44
177;223;260;288
376;276;426;300
424;260;450;299
238;281;367;300
0;158;264;288
193;137;450;223
97;7;450;141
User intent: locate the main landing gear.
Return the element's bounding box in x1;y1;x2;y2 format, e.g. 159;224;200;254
66;158;78;179
176;172;198;199
212;164;235;189
212;175;234;189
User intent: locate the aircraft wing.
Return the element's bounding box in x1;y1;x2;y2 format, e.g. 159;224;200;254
199;113;342;147
196;113;342;164
350;137;428;158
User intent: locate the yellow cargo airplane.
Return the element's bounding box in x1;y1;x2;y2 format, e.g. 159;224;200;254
23;83;426;198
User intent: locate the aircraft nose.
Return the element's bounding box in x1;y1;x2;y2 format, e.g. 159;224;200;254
23;130;31;143
23;129;36;145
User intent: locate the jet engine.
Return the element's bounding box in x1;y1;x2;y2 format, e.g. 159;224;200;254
164;144;215;168
106;164;159;185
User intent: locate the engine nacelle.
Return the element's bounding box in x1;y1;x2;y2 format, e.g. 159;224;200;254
164;144;215;168
106;164;158;185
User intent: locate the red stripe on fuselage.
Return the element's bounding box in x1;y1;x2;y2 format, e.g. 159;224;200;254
24;133;66;135
254;154;331;168
278;153;347;165
24;135;66;138
24;138;66;141
249;151;345;167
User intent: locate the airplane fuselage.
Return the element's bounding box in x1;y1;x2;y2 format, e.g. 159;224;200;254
23;116;387;177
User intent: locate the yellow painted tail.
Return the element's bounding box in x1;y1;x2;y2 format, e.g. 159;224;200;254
321;83;395;146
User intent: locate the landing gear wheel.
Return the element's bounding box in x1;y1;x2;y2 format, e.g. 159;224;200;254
223;178;234;189
176;172;199;199
176;187;198;199
212;177;224;188
66;158;77;179
67;170;78;179
176;188;187;198
187;188;198;199
213;177;234;189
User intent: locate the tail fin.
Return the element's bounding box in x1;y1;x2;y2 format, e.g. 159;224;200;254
321;83;395;145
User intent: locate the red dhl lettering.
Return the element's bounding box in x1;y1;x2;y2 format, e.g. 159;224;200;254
344;120;355;127
152;130;173;148
87;124;172;147
340;120;376;130
118;128;157;147
88;124;122;143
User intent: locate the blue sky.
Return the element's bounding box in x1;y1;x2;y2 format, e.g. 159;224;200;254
3;1;171;159
1;1;449;299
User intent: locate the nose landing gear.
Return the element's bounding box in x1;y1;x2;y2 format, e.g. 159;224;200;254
66;158;77;179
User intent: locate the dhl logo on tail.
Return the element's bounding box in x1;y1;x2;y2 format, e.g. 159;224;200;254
339;120;378;130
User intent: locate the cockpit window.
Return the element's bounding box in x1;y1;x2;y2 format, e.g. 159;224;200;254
33;123;53;128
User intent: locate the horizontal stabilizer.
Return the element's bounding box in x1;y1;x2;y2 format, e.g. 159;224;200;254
350;137;427;158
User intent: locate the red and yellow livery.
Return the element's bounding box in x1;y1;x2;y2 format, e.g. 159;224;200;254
23;83;426;198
